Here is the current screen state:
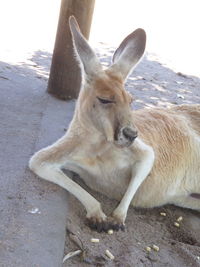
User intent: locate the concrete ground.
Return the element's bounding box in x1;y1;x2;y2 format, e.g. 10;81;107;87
0;53;74;266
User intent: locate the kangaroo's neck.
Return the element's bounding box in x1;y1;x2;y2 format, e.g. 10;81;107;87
67;110;105;144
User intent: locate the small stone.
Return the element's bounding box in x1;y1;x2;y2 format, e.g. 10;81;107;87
152;244;160;252
105;249;114;260
145;246;151;252
28;207;41;214
160;212;166;216
177;216;183;222
91;238;99;243
174;222;180;227
108;229;113;235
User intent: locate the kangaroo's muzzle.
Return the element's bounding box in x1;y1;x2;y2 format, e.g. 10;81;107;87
115;126;138;147
122;127;138;142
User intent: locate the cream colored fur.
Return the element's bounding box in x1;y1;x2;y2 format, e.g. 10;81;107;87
29;16;200;231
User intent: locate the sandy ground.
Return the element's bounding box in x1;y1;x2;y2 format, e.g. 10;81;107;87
63;44;200;267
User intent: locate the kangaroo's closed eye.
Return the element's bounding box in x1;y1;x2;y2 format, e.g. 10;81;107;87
97;97;115;104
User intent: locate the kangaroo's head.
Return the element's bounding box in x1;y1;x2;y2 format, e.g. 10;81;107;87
69;16;146;147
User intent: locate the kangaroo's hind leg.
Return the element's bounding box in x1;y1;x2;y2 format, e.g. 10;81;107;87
172;172;200;211
173;195;200;211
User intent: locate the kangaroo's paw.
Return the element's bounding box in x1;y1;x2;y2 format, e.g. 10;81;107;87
107;208;127;231
86;216;125;232
86;216;112;232
107;216;125;231
85;206;126;232
86;208;109;232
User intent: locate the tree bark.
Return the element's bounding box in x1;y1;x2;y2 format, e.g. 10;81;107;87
47;0;95;100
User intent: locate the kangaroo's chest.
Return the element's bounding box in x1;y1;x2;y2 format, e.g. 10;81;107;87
70;145;134;199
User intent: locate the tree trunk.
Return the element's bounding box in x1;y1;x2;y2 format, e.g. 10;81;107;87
47;0;95;100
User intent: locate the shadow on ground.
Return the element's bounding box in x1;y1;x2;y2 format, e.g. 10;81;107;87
96;43;200;109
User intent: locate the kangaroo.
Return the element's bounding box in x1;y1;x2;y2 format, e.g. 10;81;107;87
29;16;200;232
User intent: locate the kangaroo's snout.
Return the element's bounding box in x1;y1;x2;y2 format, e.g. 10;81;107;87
122;127;138;142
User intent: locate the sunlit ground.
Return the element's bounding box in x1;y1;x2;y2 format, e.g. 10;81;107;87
0;0;59;62
0;0;199;76
91;0;200;77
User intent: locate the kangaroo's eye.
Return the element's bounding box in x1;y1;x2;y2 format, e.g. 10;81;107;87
97;97;115;104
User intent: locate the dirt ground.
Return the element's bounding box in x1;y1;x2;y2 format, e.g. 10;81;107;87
63;44;200;267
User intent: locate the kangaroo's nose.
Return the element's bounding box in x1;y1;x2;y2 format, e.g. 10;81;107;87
122;127;138;142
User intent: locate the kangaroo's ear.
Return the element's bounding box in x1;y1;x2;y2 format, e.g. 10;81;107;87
110;28;146;80
69;16;102;77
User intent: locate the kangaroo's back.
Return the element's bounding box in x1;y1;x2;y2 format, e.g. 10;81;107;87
171;104;200;135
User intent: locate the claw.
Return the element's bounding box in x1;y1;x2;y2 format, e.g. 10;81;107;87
120;224;125;231
86;217;107;232
108;217;125;232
